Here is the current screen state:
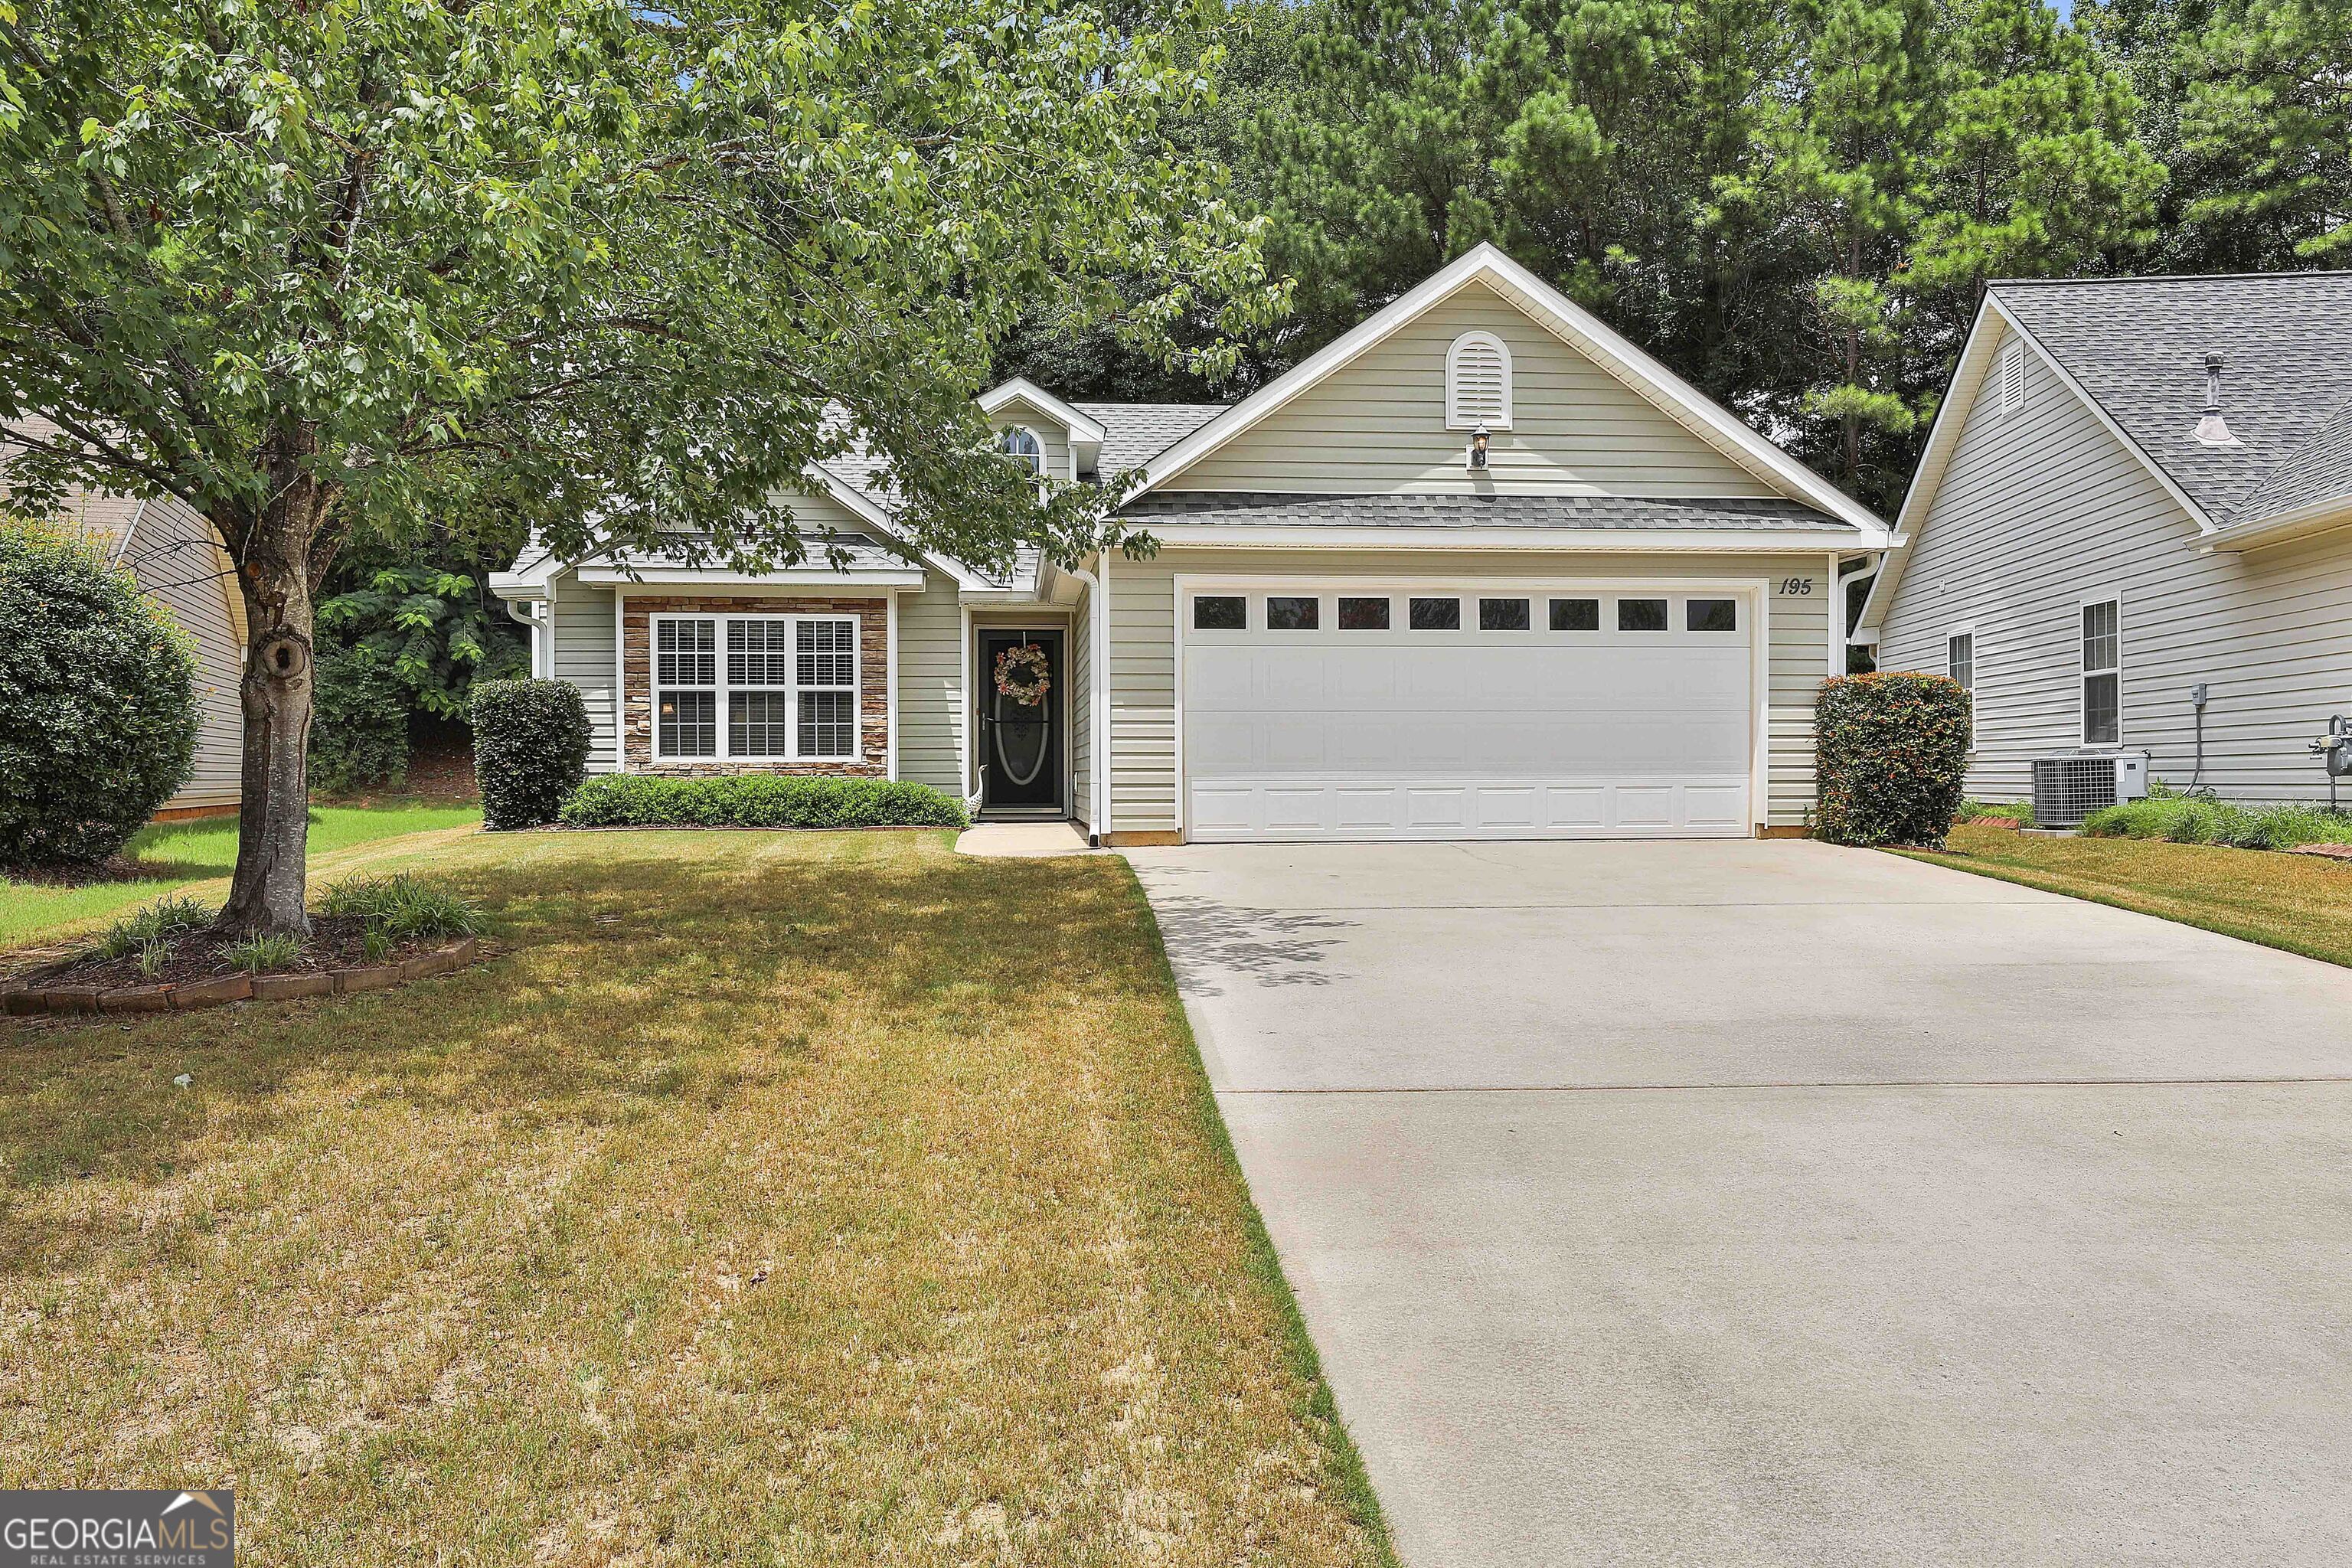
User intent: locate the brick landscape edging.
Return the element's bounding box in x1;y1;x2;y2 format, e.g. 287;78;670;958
2;936;480;1018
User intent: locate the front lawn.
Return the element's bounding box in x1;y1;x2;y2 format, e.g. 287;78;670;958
2;800;483;949
1897;822;2352;970
0;828;1390;1566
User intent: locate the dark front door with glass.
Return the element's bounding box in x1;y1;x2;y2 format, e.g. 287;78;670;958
979;630;1062;809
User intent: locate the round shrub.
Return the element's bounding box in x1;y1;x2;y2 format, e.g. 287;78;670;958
0;518;199;867
1814;672;1971;848
472;678;592;829
310;645;411;795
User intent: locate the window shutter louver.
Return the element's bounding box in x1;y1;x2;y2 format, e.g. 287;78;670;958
1446;332;1512;429
2000;341;2024;414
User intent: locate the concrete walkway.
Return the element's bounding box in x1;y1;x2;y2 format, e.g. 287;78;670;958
953;821;1096;858
1127;839;2352;1567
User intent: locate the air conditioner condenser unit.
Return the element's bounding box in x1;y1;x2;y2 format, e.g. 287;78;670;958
2032;753;2149;830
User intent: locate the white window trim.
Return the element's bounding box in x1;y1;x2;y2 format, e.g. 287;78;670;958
1945;626;1975;691
2079;594;2122;748
1446;330;1514;430
1999;339;2024;416
650;611;862;764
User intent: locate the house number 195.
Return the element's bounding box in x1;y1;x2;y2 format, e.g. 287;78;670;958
1778;577;1815;596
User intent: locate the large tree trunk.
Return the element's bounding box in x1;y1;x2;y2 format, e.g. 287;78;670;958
218;439;337;938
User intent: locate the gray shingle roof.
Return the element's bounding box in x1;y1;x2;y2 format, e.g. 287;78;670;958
1991;272;2352;523
1117;491;1855;533
1072;402;1228;473
2228;394;2352;524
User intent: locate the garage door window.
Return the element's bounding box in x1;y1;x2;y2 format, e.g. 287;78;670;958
1410;596;1462;631
1618;597;1668;632
1338;596;1390;630
1478;597;1531;632
1266;595;1320;630
1549;597;1600;632
1686;598;1739;632
1193;595;1246;631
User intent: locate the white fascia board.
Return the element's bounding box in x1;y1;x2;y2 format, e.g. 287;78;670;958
1138;524;1865;553
575;566;925;590
1136;242;1890;544
980;378;1106;465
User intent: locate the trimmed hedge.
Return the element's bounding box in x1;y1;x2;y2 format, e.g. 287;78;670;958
2083;795;2352;851
559;774;969;830
1814;672;1971;848
472;678;593;830
0;518;199;867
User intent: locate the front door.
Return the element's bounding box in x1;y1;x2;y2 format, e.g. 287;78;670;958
979;629;1063;810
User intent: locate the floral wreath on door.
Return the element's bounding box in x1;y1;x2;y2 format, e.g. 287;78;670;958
993;642;1051;705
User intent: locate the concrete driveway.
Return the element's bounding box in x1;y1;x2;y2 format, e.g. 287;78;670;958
1126;840;2352;1567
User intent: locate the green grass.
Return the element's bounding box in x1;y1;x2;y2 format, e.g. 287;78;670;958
1896;822;2352;970
2;801;483;949
0;828;1393;1567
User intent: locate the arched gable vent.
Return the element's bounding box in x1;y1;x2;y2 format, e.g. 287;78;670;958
1446;331;1513;430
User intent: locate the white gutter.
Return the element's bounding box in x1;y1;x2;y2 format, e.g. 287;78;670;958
1065;552;1112;845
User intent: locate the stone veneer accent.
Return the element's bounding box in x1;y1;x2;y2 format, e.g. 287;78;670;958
621;595;890;776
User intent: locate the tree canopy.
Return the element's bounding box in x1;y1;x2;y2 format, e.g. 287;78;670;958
1007;0;2341;514
0;0;1279;930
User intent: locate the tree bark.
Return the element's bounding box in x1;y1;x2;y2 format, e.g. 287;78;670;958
217;433;337;938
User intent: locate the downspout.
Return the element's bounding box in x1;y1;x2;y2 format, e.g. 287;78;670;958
1066;551;1111;847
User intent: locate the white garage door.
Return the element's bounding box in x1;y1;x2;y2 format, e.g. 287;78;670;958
1182;585;1756;841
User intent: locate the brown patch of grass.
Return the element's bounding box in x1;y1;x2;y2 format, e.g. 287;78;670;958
1896;822;2352;969
0;829;1390;1566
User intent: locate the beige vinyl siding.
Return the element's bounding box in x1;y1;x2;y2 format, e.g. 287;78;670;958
129;496;245;809
896;570;965;793
1161;284;1779;498
1107;547;1834;835
1880;326;2352;804
551;579;619;772
1070;575;1093;831
776;485;879;538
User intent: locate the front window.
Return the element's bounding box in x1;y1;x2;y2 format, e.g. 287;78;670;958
998;426;1044;475
656;619;718;759
2082;599;2119;745
652;612;860;762
1947;632;1974;692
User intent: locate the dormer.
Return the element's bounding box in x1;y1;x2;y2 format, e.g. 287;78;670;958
978;378;1106;483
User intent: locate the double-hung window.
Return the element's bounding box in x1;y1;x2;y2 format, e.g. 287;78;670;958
653;612;861;763
2080;599;2120;746
1947;632;1974;692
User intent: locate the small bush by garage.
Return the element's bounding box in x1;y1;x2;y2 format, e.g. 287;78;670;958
1814;673;1971;848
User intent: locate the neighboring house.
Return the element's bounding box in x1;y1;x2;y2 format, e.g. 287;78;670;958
3;416;247;819
493;244;1889;844
1857;272;2352;812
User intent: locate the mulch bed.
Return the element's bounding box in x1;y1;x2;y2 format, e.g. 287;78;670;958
5;925;479;1018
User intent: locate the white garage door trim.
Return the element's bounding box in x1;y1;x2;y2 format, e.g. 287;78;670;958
1174;573;1771;842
